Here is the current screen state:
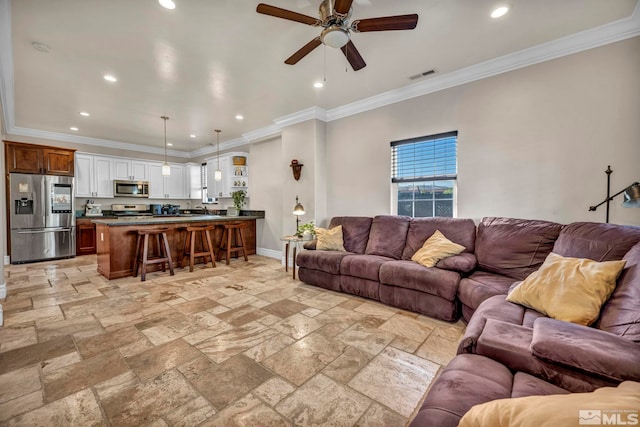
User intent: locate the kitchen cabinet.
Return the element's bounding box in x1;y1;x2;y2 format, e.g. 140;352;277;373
113;159;148;181
5;141;75;176
76;218;97;255
75;154;114;198
148;162;187;199
205;152;248;199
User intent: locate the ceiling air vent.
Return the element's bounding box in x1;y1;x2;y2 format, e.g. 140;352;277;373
409;69;437;80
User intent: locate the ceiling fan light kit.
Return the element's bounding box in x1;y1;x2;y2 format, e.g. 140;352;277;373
257;0;418;71
321;26;349;49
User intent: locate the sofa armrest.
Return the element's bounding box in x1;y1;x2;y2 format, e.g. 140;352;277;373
436;252;477;273
531;318;640;382
303;240;317;250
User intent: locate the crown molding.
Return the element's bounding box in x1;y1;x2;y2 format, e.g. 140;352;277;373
189;135;251;158
10;126;191;158
326;8;640;122
1;0;638;155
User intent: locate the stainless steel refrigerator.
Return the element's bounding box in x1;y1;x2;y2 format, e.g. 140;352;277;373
9;173;75;264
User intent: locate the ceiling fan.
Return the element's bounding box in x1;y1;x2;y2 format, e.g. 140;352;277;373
256;0;418;71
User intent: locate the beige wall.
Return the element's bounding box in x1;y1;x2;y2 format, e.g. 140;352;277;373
324;36;640;226
249;136;284;253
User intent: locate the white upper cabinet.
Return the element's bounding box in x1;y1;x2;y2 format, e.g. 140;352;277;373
148;162;187;199
75;153;113;198
113;159;148;181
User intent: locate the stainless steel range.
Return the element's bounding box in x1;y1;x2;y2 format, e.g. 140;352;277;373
9;173;75;264
111;204;153;218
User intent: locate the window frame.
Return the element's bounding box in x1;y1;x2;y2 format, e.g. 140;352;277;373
390;131;458;218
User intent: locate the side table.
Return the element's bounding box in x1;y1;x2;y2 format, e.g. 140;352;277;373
280;235;312;280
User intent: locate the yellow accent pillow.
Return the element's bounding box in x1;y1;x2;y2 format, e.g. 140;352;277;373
506;252;626;326
458;381;640;427
315;225;346;251
411;230;465;268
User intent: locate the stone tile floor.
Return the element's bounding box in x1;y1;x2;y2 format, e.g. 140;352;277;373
0;255;465;426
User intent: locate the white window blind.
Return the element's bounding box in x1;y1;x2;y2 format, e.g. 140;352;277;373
391;131;458;183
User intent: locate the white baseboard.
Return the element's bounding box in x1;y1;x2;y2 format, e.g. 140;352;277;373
3;256;9;265
256;247;282;261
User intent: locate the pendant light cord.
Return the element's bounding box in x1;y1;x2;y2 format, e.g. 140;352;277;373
161;116;169;164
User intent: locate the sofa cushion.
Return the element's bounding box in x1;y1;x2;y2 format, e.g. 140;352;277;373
365;215;410;259
506;253;626;326
411;230;466;268
436;252;477;273
598;242;640;341
315;225;346;251
458;271;518;312
379;260;461;301
552;221;640;261
409;354;514;427
402;217;476;259
340;254;393;282
458;381;640;427
531;318;640;383
295;250;351;275
328;216;373;254
475;217;563;280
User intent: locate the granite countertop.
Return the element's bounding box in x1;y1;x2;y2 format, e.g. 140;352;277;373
91;214;263;226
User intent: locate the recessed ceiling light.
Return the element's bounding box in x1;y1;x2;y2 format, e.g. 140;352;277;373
159;0;176;10
235;114;244;120
79;111;90;117
313;81;324;88
70;127;78;131
103;74;117;82
189;134;196;138
491;5;510;18
167;143;173;146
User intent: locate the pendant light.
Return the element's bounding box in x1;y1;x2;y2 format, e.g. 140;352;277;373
214;129;222;181
161;116;171;176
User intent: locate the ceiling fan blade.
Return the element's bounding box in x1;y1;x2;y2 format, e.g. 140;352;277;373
352;14;419;32
340;40;366;71
256;3;321;26
285;37;322;65
334;0;354;15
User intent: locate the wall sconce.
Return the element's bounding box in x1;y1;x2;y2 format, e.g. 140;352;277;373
290;159;304;181
588;165;640;223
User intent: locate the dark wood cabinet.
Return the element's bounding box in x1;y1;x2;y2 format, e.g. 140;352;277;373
5;141;75;176
76;218;97;255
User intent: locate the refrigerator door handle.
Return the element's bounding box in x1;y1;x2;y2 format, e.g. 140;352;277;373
17;228;72;234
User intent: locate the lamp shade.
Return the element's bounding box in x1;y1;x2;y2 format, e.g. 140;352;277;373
293;195;305;215
162;163;171;176
214;169;222;181
623;183;640;208
293;202;305;215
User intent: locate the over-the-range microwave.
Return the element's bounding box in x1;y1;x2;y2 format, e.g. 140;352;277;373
113;180;150;198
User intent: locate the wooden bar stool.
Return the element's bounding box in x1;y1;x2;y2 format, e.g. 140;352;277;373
133;228;174;281
217;222;249;265
181;225;216;272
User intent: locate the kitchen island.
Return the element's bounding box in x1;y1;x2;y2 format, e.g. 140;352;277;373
93;215;262;279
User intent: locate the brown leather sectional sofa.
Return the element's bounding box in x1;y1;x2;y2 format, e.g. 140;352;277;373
296;215;640;426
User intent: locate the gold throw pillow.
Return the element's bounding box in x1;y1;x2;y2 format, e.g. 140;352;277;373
315;225;346;251
458;381;640;427
506;252;626;326
411;230;465;268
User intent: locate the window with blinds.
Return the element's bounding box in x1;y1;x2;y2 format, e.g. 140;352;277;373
391;131;458;217
201;163;207;203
